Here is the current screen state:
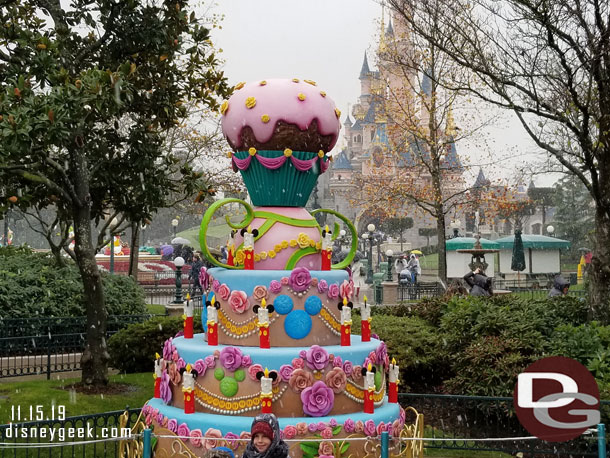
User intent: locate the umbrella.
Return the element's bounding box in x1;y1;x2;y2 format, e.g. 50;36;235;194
511;229;526;272
160;244;174;257
411;249;423;255
171;236;191;245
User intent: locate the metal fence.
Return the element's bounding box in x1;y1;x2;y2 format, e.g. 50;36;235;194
0;408;142;458
399;393;609;457
397;282;445;302
0;315;159;379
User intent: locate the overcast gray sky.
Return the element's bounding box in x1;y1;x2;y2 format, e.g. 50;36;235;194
210;0;555;186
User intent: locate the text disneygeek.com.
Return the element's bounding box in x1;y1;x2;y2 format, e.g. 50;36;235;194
4;424;132;442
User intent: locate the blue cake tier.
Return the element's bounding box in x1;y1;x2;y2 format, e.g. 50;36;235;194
204;268;355;347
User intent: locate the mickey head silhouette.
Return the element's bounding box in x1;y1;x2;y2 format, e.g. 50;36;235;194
206;299;220;310
360;365;377;377
240;227;259;237
252;303;275;314
337;300;354;310
256;370;278;381
179;367;200;378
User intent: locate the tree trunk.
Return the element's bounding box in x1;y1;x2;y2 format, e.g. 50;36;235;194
71;150;109;387
589;208;610;323
128;222;139;281
49;243;67;268
436;207;447;285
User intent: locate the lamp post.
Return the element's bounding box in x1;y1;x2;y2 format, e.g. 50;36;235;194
109;217;118;274
339;229;346;249
171;218;179;239
386;249;394;281
365;223;375;284
173;256;185;304
546;225;555;237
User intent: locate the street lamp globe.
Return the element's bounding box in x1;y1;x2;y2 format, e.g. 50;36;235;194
367;223;376;233
546;225;555;236
339;229;346;237
174;256;185;267
171;219;179;228
385;249;394;257
362;233;368;239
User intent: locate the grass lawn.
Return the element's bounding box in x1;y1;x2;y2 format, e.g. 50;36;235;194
146;304;166;315
0;373;152;421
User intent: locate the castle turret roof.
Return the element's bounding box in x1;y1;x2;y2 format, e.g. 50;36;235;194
386;18;394;36
473;168;490;188
343;113;353;127
359;52;371;79
333;149;353;170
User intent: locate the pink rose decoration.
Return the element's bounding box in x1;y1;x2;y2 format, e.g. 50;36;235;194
220;347;243;371
340;280;354;299
172;350;179;362
176;358;186;371
333;356;343;368
177;422;190;438
159;372;172;404
344;418;355;433
283;425;297;439
364;419;376;437
352;365;363;381
311;277;319;286
376;421;386;436
212;279;220;292
167;418;178;433
190;429;203;447
355;420;364;434
145;413;153;426
269;280;282;294
193;359;206;376
296;422;308;436
240;431;251;441
301;381;334;417
169;363;181;385
305;345;329;370
199;268;209;291
321;427;333;439
392;419;402;437
368;351;377;364
248;364;263;381
280;277;289;285
279;364;294;382
224;432;239;450
320;456;334;458
325;367;347;393
229;290;250;314
156;413;164;424
252;285;268;300
319;441;334;455
289;267;312;292
218;283;231;301
343;360;353;377
204;355;216;368
242;355;252;367
327;283;339;299
308;423;317;433
375;342;387;365
289;368;314;393
213;350;221;358
329;418;338;427
162;338;174;360
317;279;328;293
292;358;305;369
203;428;222;450
317;421;327;431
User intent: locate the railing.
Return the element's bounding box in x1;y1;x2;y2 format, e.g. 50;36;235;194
0;315;160;379
0;408;142;458
397;282;445;301
399;393;608;457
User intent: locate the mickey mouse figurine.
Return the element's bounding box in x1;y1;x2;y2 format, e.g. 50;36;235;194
321;225;332;271
180;364;199;414
256;368;278;414
253;298;274;349
206;296;220;346
241;226;259;270
338;297;353;346
362;362;376;414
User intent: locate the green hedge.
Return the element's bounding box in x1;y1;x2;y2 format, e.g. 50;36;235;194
0;246;146;317
108;315;203;373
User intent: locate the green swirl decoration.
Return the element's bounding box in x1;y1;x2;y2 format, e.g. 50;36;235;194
311;208;358;269
199;198;254;269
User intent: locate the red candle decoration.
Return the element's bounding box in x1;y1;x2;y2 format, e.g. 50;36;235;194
207;296;219;346
242;226;258;270
257;368;275;414
227;230;236;266
321;225;332;271
388;358;399;404
153;353;163;399
255;298;273;349
183;293;194;339
338;297;353;347
360;295;372;342
181;364;198;414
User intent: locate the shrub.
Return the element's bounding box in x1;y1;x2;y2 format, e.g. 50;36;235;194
108;315;203;373
0;246;146;317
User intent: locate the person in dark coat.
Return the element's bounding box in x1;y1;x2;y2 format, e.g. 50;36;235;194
463;268;492;296
189;254;204;295
242;414;288;458
549;275;570;297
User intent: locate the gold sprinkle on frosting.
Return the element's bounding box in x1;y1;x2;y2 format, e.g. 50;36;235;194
234;82;246;90
318;150;325;158
259;80;267;86
227;151;233;158
335;108;341;118
292;78;300;83
320;91;327;97
284;148;292;157
304;79;317;86
297;93;306;101
220;101;229;115
261;114;270;123
245;97;256;109
249;147;257;156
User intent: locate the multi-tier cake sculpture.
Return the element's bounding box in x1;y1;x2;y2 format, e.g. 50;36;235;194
142;79;405;457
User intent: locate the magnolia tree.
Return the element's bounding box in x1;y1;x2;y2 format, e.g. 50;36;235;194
0;1;231;385
388;0;610;318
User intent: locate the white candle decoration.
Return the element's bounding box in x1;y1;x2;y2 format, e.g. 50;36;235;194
322;226;332;251
154;355;163;378
360;302;371;321
183;368;196;392
207;305;218;323
184;296;193;318
365;366;375;390
341;306;352;325
261;369;273;395
258;307;269;325
244;230;254;250
389;362;399;383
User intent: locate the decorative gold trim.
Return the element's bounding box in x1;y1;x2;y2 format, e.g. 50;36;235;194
118;410;146;458
390;406;425;458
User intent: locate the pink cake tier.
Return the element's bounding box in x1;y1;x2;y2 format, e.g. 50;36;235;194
203;268;353;346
